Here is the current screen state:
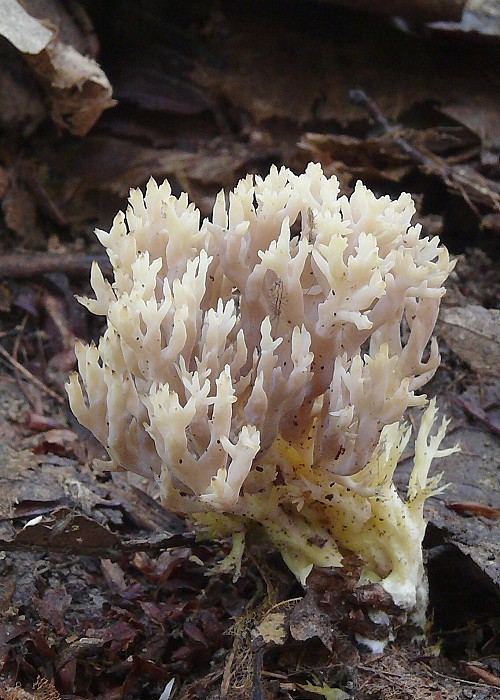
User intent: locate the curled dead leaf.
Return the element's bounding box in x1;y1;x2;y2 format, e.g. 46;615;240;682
0;0;114;135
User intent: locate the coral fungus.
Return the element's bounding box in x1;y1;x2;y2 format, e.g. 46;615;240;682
67;164;457;623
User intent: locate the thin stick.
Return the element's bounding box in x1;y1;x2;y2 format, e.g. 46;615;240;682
11;315;39;411
0;343;66;404
453;394;500;437
0;252;112;280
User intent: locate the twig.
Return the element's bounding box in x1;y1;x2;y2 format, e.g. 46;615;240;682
453;394;500;437
251;646;266;700
461;662;500;689
357;664;410;679
423;664;498;689
0;343;66;404
0;252;112;280
349;89;500;213
446;501;500;520
11;315;45;413
220;642;240;699
0;530;197;560
10;315;36;410
12;314;27;361
22;161;69;227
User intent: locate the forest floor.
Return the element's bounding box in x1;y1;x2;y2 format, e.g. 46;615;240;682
0;1;498;698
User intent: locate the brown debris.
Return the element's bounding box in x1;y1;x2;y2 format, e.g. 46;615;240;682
0;507;195;560
1;166;41;245
446;501;500;519
349;89;500;213
320;0;466;23
0;343;65;405
0;251;111;279
439;305;500;378
452;391;500;437
461;662;500;688
0;0;114;136
0;678;60;700
290;560;407;652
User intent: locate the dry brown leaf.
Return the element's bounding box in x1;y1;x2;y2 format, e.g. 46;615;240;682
1;172;41;243
440;96;500;150
0;0;114;135
252;611;288;646
439;305;500;375
28;40;115;135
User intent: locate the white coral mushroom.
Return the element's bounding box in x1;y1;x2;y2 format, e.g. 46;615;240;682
67;164;458;622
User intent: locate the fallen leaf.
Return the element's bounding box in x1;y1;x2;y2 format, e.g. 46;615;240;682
439;305;500;376
252;611;288;646
446;501;500;520
298;131;410;185
461;661;500;688
183;621;208;647
100;559;128;593
3;507;121;555
0;0;114;135
297;681;349;700
440;96;500;151
87;620;138;652
35;587;71;635
32;430;79;459
1;168;41;244
0;0;53;54
28;40;115;135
